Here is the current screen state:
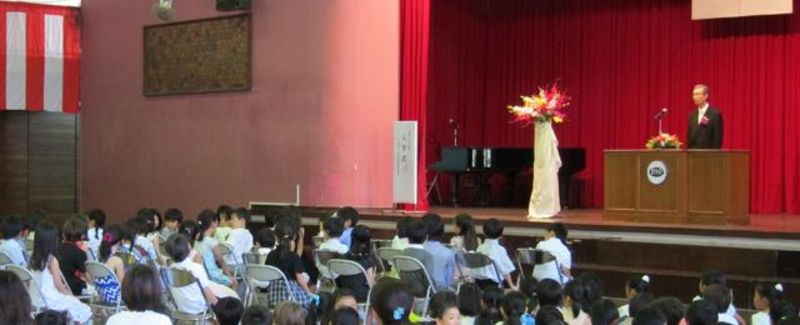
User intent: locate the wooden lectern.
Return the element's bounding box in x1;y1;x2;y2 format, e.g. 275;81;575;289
604;150;749;225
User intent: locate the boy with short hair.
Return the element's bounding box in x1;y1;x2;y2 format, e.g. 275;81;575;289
0;215;28;266
161;208;183;239
474;218;517;290
320;217;348;254
226;207;254;265
214;205;234;241
336;206;359;247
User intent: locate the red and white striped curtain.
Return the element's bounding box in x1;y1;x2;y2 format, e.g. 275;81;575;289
0;2;79;113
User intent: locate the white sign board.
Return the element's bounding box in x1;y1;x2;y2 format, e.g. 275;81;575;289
692;0;792;20
393;121;418;204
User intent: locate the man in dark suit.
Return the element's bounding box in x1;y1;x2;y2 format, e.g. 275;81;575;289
687;84;723;149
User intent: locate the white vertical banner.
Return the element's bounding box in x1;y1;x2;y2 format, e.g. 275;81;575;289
6;11;27;110
44;14;64;112
393;121;418;204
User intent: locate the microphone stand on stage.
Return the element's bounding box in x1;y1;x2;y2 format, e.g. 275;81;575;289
654;108;668;134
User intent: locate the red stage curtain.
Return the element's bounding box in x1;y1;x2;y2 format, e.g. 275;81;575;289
427;0;800;214
399;0;431;211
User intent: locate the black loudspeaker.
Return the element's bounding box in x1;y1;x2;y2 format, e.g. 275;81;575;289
217;0;251;11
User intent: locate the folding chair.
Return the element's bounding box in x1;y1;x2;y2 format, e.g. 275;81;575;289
242;252;268;265
242;264;297;308
6;264;49;313
0;251;13;267
461;252;504;289
370;240;393;274
376;247;401;278
312;235;325;248
84;261;125;315
160;267;214;324
314;249;341;292
392;255;437;316
328;258;373;323
156;237;172;266
216;242;243;279
515;248;563;284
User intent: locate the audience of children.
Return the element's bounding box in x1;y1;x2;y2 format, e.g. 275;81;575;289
4;206;800;325
106;264;171;324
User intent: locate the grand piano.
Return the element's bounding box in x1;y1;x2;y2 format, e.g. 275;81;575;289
429;147;586;207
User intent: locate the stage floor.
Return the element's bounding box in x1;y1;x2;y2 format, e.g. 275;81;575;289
423;206;800;237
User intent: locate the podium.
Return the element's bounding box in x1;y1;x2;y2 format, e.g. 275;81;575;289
604;150;749;225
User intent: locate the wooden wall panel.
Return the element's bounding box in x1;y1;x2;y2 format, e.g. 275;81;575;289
0;112;29;213
0;112;78;218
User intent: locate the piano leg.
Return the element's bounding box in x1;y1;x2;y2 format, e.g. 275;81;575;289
450;173;460;207
559;175;569;209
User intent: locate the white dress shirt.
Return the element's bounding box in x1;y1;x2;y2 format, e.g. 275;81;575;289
474;239;516;284
532;237;572;284
698;103;709;124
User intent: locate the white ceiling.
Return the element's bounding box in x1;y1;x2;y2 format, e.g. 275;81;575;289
1;0;80;7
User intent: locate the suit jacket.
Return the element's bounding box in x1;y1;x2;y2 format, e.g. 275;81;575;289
687;106;723;149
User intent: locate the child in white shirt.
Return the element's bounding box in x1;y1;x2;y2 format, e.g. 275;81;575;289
0;215;28;266
692;271;744;325
165;232;220;314
86;209;106;262
226;207;255;265
751;282;783;325
618;275;651;318
702;284;738;325
532;223;572;284
473;218;517;290
319;217;349;254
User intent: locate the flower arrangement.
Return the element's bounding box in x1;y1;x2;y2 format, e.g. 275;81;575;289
646;133;683;149
507;83;571;125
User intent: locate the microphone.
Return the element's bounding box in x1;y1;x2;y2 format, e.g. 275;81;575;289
653;108;668;120
448;118;459;129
